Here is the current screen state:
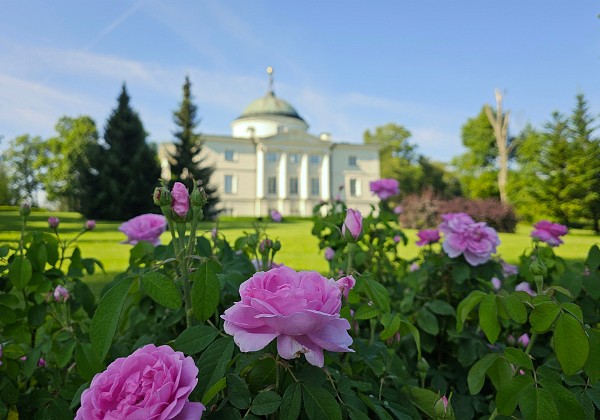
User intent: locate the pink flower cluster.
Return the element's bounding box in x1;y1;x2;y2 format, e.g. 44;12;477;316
531;220;568;247
221;266;354;367
119;214;167;246
369;178;400;200
415;229;440;247
438;213;500;266
76;344;204;419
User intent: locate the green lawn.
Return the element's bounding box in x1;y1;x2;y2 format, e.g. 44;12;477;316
1;211;598;294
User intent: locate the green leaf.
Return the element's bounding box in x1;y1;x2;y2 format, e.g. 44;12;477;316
364;277;390;312
251;391;282;416
191;260;221;322
195;336;234;397
479;293;500;343
585;245;600;271
561;302;583;323
416;308;439;336
583;272;600;299
427;299;456;316
519;386;559;420
487;357;513;391
583;328;600;382
302;383;342;420
502;294;527;324
539;378;584;420
379;313;401;340
202;377;227;405
75;342;104;381
279;382;302;420
70;381;90;410
129;240;155;264
89;276;132;362
452;262;470;284
467;353;499;394
56;340;77;369
227;374;252;410
503;348;534;372
547;285;572;298
9;256;32;289
529;301;561;333
399;319;421;360
496;375;534;416
407;386;439;419
172;325;218;355
354;305;379;320
456;290;486;332
141;271;182;309
554;312;589;375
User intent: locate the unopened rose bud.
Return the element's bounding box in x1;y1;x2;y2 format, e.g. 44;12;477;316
434;395;453;419
529;259;547;276
259;239;272;254
272;240;281;252
342;208;362;242
325;247;335;261
171;182;190;218
48;217;60;229
38;358;46;367
191;184;208;208
85;220;96;231
53;285;70;302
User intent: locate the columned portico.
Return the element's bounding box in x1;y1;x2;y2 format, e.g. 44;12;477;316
278;151;287;212
320;154;330;200
299;153;308;215
255;144;264;214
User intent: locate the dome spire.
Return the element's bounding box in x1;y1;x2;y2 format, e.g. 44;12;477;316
266;66;274;94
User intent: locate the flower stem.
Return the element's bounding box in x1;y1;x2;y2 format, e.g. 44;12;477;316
347;242;355;274
525;332;537;356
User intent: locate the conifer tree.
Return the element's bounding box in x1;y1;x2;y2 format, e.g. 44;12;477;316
80;84;160;220
169;76;219;219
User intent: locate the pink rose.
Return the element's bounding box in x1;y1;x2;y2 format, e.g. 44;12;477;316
531;220;568;247
490;277;502;291
415;229;440;247
76;344;204;420
369;178;400;200
336;275;356;298
171;182;190;218
53;285;69;302
393;205;403;215
270;209;282;223
38;358;46;367
501;260;518;277
119;214;167;246
342;208;362;241
324;247;335;261
221;266;354;367
48;217;60;229
84;220;96;231
439;213;500;266
518;333;530;348
515;281;536;296
393;235;401;243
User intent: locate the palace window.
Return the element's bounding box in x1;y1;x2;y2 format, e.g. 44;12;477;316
310;178;320;196
349;178;361;197
224;175;237;194
289;177;299;195
224;149;235;161
348;155;357;167
267;176;277;194
289;154;300;164
309;155;320;165
266;152;278;163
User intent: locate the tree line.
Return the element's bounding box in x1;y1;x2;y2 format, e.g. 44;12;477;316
0;77;219;220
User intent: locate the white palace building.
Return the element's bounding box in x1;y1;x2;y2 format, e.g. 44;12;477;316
159;70;380;217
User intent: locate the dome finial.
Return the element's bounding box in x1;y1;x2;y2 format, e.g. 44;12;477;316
266;66;274;94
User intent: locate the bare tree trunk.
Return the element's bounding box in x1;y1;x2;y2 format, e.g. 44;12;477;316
485;90;511;204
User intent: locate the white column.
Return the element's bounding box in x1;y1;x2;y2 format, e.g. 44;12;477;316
320;154;330;200
256;145;264;199
278;152;287;199
299;154;308;199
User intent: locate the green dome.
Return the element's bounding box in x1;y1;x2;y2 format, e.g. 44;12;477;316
239;91;304;121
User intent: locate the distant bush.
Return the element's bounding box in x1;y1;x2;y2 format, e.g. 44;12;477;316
400;191;518;232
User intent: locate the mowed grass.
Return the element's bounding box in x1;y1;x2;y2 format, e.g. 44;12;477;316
1;211;598;294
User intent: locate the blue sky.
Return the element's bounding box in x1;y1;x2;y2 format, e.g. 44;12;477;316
1;1;598;161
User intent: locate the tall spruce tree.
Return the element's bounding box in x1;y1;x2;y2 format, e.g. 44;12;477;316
80;84;160;220
169;76;219;219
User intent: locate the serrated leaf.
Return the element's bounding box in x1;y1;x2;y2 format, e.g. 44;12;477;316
251;391;282;416
379;313;401;340
354;305;379;320
467;353;499;394
399;319;421;360
141;271;182;309
456;290;486;332
172;325;218;355
529;301;561;333
302;383;342;420
191;260;221;322
427;299;455;316
364;277;390;312
561;302;583;323
496;375;534;416
280;382;302;420
503;348;534;372
502;294;527;324
583;328;600;382
539;378;584;420
75;342;104;381
554;313;589;376
227;374;251;409
519;386;559;420
89;276;132;362
416;308;439;336
452;262;470;284
9;256;32;289
585;245;600;271
202;377;227;405
479;294;500;343
195;337;234;397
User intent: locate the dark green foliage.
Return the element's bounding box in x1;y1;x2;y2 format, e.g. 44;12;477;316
79;84;160;220
3;134;43;205
169;77;219;219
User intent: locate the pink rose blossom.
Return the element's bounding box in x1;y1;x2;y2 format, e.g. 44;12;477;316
415;229;441;247
491;277;502;291
369;178;400;200
48;217;60;229
501;260;518;276
76;344;204;420
531;220;568;247
119;214;167;246
324;247;335;261
221;266;354;367
342;208;362;241
53;285;70;302
439;213;500;266
393;205;403;215
171;182;190;217
518;333;530;348
84;220;96;231
393;235;401;243
270;209;282;223
515;281;536;296
336;275;356;298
